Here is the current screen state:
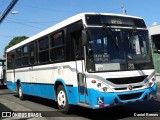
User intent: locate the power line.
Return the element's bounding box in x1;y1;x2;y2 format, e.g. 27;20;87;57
0;0;19;24
6;17;60;24
6;18;44;29
4;20;59;24
5;18;60;28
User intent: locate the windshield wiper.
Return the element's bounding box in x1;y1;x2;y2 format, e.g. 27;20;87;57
102;24;119;52
128;27;137;46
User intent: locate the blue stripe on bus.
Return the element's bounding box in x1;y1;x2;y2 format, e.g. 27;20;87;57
6;81;157;109
23;83;55;100
6;81;79;104
6;81;16;92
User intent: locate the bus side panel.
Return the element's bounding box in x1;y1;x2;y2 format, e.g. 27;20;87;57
35;62;78;103
22;83;55;100
21;82;80;103
22;82;79;102
55;78;79;105
66;86;79;104
6;81;16;92
6;71;16;91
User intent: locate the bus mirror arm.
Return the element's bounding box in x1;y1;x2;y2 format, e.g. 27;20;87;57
82;29;88;46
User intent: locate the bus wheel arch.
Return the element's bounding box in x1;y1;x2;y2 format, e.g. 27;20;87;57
54;80;72;113
16;80;24;100
54;81;63;101
16;80;20;95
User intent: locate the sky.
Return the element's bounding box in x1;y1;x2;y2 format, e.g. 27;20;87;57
0;0;160;58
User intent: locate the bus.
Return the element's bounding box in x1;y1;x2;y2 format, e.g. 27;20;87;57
6;13;157;113
0;59;6;86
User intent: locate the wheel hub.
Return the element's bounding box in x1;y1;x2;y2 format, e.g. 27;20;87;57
57;90;66;108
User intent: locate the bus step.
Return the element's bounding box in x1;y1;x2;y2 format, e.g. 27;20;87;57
77;102;90;108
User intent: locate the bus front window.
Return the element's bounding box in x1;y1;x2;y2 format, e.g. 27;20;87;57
86;27;126;72
123;29;148;59
86;27;154;72
123;29;154;70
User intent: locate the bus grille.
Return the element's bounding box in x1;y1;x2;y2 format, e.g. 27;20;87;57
114;85;143;91
118;92;143;100
106;75;148;85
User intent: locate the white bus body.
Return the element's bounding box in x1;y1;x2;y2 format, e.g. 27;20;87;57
6;13;157;113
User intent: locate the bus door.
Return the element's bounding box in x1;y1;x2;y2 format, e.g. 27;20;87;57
71;30;87;103
28;42;37;94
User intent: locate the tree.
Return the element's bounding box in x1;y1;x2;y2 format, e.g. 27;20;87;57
5;36;28;51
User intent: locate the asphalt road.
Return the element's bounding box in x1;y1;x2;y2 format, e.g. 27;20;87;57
0;85;160;120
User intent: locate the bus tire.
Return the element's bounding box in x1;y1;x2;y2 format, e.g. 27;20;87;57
57;85;71;114
18;83;24;100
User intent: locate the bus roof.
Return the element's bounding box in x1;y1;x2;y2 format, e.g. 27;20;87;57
6;12;143;52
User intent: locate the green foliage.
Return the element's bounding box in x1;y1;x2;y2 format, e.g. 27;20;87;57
5;36;28;51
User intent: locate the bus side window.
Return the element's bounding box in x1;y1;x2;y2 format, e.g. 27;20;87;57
15;48;22;68
50;31;65;61
29;43;36;65
22;45;29;66
38;37;49;63
7;52;13;69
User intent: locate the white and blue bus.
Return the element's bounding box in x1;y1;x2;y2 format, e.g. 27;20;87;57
6;13;157;113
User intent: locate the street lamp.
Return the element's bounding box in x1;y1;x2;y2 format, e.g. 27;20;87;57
10;11;19;14
0;11;19;14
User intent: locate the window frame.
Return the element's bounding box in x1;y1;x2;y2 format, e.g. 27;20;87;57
15;47;22;68
21;45;29;66
7;52;14;70
49;31;66;62
28;42;37;65
38;36;50;63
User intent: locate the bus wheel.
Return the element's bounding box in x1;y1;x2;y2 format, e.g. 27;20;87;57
18;84;24;100
57;85;71;114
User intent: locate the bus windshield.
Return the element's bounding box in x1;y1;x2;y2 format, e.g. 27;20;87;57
86;27;154;72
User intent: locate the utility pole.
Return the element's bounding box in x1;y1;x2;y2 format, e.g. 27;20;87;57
0;0;18;24
121;3;125;15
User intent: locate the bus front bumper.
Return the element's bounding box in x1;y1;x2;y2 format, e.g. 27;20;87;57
87;83;157;109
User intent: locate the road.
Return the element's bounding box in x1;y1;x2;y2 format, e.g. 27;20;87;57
0;84;160;120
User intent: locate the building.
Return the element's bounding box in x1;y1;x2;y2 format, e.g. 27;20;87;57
148;24;160;75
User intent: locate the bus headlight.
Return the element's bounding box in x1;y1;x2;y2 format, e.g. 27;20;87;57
146;75;156;88
148;82;153;87
152;78;156;82
97;83;101;88
91;80;113;92
102;87;108;92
